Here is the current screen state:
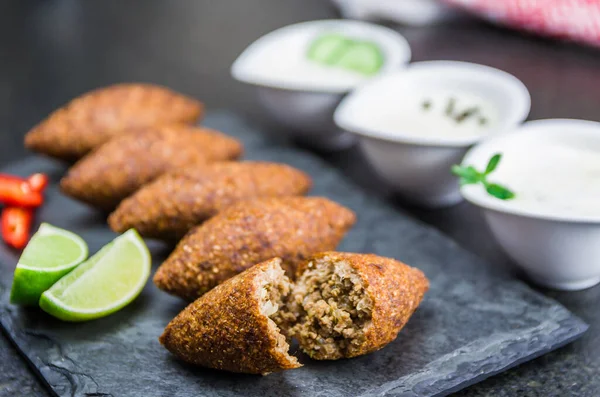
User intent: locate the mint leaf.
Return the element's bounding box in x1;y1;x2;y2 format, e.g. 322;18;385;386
451;165;481;185
452;153;515;200
485;153;502;175
486;183;515;200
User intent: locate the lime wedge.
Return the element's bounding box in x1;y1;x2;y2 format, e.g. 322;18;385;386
39;229;151;322
10;223;88;305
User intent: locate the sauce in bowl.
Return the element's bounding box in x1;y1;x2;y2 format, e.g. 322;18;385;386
461;119;600;221
334;61;530;147
486;143;600;218
353;90;499;140
459;119;600;290
232;20;411;93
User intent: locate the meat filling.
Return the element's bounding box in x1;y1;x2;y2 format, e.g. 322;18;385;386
258;265;298;361
285;258;373;360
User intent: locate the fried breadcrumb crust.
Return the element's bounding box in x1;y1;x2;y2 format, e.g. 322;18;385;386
108;161;312;239
159;258;301;375
60;124;243;211
25;83;203;161
154;197;356;301
295;252;429;359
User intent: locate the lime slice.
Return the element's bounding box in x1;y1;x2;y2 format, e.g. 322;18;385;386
39;229;151;322
10;223;88;305
307;33;353;65
335;41;385;75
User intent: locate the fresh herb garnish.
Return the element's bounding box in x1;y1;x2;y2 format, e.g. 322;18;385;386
423;97;489;126
451;153;515;200
445;98;456;116
455;107;480;123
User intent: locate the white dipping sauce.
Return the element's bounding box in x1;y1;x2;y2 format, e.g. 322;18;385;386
234;28;369;90
488;143;600;217
354;90;498;139
234;20;412;93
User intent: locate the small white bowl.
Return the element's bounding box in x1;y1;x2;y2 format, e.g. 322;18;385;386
231;19;411;150
332;0;456;26
461;119;600;291
334;61;530;206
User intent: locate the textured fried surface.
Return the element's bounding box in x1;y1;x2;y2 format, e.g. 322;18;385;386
159;258;301;375
293;252;429;360
108;162;312;240
154;197;356;301
24;83;203;161
60;125;243;210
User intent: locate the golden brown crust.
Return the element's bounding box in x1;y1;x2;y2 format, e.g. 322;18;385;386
60;124;243;211
154;197;356;301
108;162;312;240
24;83;203;161
159;258;301;375
296;252;429;359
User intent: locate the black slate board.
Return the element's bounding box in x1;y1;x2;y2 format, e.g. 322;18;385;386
0;112;588;397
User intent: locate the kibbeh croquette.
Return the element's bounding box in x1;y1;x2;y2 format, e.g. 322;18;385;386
159;258;301;375
60;124;243;211
285;252;429;360
154;197;356;301
25;83;203;161
160;253;429;373
108;161;313;240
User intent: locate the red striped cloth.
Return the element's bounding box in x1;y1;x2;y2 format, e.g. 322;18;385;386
443;0;600;47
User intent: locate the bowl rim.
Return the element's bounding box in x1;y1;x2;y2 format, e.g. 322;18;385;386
333;60;531;147
460;118;600;224
230;19;412;94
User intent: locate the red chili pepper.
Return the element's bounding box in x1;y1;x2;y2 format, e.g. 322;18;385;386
0;176;43;207
1;207;33;249
0;173;27;184
27;173;49;193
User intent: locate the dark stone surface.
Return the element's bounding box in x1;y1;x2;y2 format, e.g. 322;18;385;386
0;113;589;397
1;1;600;396
0;332;46;396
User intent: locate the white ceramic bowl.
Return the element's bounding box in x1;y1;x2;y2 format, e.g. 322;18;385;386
231;19;411;150
461;119;600;291
334;61;530;206
332;0;456;26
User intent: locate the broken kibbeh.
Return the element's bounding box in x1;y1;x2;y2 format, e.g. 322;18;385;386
160;253;428;374
60;124;243;211
287;252;429;360
154;197;356;301
25;83;203;161
159;258;301;375
108;161;312;240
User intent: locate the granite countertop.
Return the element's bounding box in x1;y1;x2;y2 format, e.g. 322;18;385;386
1;1;599;396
